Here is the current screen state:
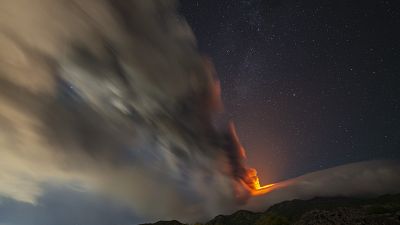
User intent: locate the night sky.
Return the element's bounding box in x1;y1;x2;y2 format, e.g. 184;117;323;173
1;1;400;224
179;0;400;183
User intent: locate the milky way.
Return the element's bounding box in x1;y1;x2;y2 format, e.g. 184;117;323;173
180;0;400;182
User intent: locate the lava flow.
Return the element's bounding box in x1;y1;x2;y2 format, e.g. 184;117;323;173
242;168;276;196
227;123;276;196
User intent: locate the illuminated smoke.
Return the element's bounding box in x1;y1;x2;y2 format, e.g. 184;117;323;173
1;1;399;224
222;122;276;197
0;0;252;221
245;160;400;212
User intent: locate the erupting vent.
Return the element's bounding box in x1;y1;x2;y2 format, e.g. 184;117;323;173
242;168;276;196
227;123;276;196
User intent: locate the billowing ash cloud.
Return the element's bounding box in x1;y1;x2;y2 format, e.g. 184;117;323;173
1;1;399;224
0;0;244;222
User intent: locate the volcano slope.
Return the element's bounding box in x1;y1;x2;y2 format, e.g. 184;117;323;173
141;194;400;225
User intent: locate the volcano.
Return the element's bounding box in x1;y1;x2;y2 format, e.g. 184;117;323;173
141;194;400;225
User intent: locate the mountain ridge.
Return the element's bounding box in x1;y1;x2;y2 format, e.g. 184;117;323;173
141;194;400;225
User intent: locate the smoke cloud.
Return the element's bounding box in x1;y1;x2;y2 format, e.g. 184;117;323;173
0;0;240;222
246;160;400;212
0;0;399;224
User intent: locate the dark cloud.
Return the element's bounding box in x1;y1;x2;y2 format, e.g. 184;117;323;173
0;0;243;222
0;1;399;224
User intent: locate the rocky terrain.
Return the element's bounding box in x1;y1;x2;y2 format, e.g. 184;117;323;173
141;194;400;225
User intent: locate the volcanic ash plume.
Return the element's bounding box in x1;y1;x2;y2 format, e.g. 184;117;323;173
3;1;398;223
0;0;257;222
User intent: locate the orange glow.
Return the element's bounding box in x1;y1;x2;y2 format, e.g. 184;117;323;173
241;168;276;196
227;121;276;196
228;123;247;158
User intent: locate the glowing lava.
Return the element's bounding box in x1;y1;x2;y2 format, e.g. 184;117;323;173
242;168;276;196
227;122;276;196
